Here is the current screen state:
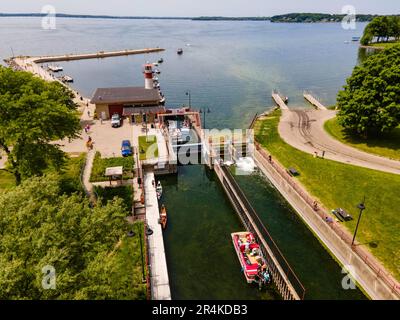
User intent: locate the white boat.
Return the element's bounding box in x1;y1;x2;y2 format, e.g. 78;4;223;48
48;65;63;72
59;75;73;83
156;181;163;195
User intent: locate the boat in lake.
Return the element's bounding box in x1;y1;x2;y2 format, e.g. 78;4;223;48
59;75;73;83
48;65;63;72
352;36;360;42
158;58;164;63
177;48;183;55
159;204;167;229
156;181;163;194
231;231;271;287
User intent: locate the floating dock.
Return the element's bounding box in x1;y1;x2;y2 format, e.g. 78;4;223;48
271;90;289;110
303;92;327;110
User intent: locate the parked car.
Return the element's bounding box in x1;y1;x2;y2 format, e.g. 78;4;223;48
121;140;132;157
111;113;121;128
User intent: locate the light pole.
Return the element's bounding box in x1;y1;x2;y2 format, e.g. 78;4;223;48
185;90;191;108
199;108;211;129
352;198;366;246
137;223;146;283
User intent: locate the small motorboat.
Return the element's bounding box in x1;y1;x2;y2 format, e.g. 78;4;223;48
157;191;162;200
158;58;164;63
231;231;272;288
160;96;166;105
59;75;73;83
159;204;167;229
48;65;63;72
177;48;183;55
154;69;161;74
352;36;361;42
156;181;163;194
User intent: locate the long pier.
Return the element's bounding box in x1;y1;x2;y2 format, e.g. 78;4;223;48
271;90;289;110
144;171;171;300
303;91;327;110
27;48;165;63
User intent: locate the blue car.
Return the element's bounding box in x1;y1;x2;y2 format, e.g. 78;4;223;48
121;140;132;157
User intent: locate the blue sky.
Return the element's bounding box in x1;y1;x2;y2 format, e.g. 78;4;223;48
0;0;399;16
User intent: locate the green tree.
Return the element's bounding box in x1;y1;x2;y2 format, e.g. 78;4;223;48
337;45;400;137
361;16;400;45
0;174;146;300
0;67;81;184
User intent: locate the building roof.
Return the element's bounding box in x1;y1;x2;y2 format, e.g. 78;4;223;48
91;87;161;105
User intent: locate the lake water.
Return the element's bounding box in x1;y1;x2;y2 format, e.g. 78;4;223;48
1;17;366;129
1;17;367;299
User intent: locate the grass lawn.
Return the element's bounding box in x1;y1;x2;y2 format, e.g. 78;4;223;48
255;109;400;280
369;41;400;49
138;135;158;161
109;221;147;300
0;170;16;191
90;152;134;182
1;154;86;193
94;185;133;214
58;153;86;194
325;117;400;161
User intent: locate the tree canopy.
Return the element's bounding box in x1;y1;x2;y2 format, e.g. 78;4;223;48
0;67;81;184
337;45;400;137
0;174;146;299
361;16;400;45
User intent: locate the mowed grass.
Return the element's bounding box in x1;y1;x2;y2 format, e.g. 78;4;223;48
369;41;400;49
110;221;147;300
1;154;86;193
138;135;158;161
325;117;400;161
255;110;400;280
0;170;16;191
90;152;134;182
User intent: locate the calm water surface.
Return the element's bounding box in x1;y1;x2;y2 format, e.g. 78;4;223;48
1;18;366;128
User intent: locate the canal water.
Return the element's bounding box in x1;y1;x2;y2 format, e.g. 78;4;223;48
160;165;366;300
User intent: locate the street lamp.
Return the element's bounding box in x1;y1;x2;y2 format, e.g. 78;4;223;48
352;198;366;246
185;90;191;108
199;108;211;129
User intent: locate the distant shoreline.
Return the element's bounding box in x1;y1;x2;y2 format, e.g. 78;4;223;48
0;12;389;23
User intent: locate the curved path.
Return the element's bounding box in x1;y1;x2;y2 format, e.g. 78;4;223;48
278;109;400;175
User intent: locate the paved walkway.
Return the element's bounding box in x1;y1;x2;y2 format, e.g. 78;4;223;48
279;109;400;175
82;149;96;200
144;171;171;300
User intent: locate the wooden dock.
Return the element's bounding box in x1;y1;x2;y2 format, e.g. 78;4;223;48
303;92;327;110
29;48;165;63
271;90;289;110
